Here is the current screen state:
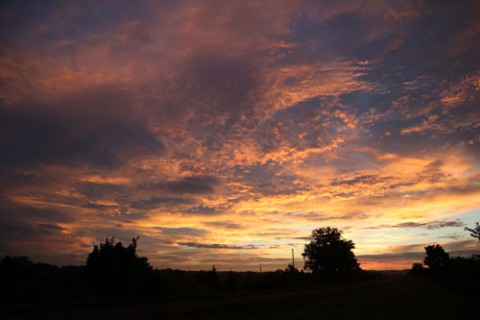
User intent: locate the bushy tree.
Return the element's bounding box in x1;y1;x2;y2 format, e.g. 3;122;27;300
465;222;480;243
86;237;152;293
302;227;361;276
424;244;449;272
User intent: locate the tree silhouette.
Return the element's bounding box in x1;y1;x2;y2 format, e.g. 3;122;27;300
86;237;152;294
0;255;33;272
285;264;299;273
302;227;361;276
424;244;449;272
409;262;425;277
465;222;480;243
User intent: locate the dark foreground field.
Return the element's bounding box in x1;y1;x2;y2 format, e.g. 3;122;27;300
2;271;477;320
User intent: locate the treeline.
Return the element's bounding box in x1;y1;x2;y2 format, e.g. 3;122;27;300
0;252;323;307
0;239;311;307
408;244;480;296
0;228;364;306
1;224;479;307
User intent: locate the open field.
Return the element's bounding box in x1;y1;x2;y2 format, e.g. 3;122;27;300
2;271;476;320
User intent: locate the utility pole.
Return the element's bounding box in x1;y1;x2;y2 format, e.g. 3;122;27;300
291;248;295;268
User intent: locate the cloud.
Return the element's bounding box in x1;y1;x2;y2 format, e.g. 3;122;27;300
0;86;164;169
74;181;128;201
292;236;313;241
177;242;259;250
203;222;242;229
83;202;119;211
266;60;371;112
438;233;462;240
0;203;85;264
156;227;207;237
0;202;75;225
182;206;219;215
160;51;263;129
146;175;221;195
130;196;195;210
331;174;392;186
367;219;465;230
36;223;67;232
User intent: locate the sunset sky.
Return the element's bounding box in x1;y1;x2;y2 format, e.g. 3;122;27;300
1;0;479;271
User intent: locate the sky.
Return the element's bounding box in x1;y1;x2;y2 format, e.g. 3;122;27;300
1;0;479;271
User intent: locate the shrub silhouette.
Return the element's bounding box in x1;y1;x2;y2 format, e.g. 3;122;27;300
409;262;425;277
285;264;299;273
302;227;361;277
86;237;152;294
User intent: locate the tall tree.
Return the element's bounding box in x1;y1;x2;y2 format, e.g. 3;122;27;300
465;222;480;243
302;227;361;276
424;244;449;271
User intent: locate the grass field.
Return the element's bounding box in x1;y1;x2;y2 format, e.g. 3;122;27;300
2;271;477;320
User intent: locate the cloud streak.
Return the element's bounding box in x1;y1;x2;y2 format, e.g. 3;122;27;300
367;220;465;230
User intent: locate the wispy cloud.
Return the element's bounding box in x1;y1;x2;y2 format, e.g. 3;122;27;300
177;242;259;250
367;219;465;230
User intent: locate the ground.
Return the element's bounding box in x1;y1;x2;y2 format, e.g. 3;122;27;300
2;271;477;319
